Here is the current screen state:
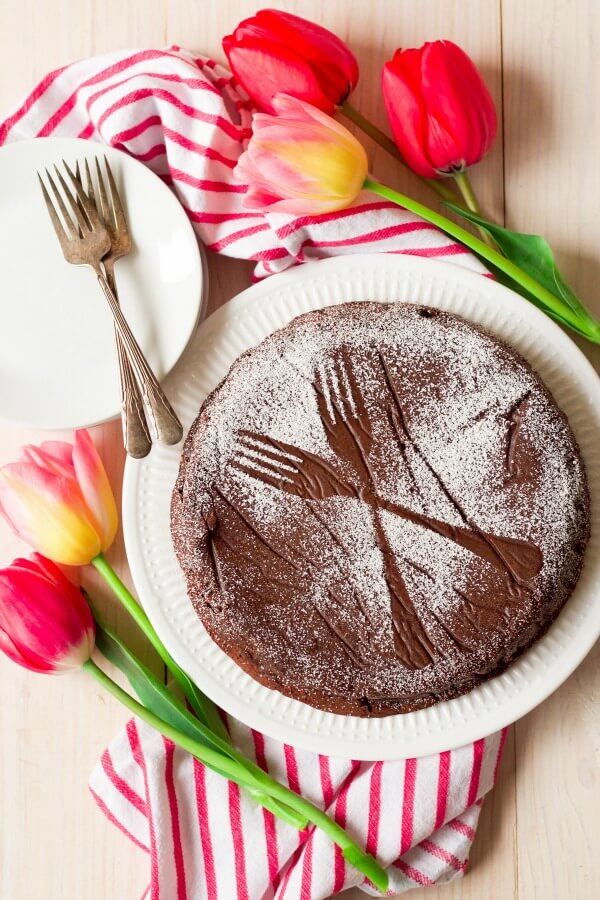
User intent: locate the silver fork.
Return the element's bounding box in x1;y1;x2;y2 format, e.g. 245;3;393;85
77;159;151;459
38;160;183;446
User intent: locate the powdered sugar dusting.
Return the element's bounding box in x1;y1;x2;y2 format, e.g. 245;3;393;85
173;303;589;714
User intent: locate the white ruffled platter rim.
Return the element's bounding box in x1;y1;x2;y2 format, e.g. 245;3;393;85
123;254;600;759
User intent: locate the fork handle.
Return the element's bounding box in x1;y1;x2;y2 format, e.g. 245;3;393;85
104;263;152;458
115;322;153;459
96;272;183;445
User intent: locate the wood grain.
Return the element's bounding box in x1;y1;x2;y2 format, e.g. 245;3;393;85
502;3;600;898
0;1;597;898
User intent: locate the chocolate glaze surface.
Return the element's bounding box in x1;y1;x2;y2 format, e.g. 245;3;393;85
171;303;590;716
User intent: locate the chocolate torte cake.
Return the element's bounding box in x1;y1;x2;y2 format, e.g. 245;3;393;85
171;303;589;716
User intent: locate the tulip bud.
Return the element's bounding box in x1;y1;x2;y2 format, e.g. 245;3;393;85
223;9;359;114
382;40;497;179
234;95;368;215
0;430;118;566
0;554;95;673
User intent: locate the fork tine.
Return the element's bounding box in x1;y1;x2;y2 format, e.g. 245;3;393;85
333;350;372;451
238;440;296;468
334;357;357;421
313;370;337;428
236;452;295;478
53;164;90;234
38;172;72;244
44;168;77;239
239;443;300;472
103;156;127;233
62;159;102;229
238;433;300;464
332;354;356;417
94;157;111;228
84;159;96;208
342;348;368;420
74;162;85;239
231;460;293;492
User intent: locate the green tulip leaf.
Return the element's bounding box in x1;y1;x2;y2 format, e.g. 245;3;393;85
482;262;595;338
444;202;600;338
168;662;228;739
90;555;229;743
94;618;233;755
88;622;387;878
93;617;309;829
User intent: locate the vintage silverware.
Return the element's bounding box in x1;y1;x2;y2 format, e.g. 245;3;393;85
76;159;151;459
38;160;183;447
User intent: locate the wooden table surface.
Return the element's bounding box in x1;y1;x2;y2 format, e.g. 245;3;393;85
0;2;598;898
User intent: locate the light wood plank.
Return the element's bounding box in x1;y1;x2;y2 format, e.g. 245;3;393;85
502;5;600;897
502;0;600;372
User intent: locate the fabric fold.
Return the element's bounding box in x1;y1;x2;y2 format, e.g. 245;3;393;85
89;716;507;899
0;46;487;281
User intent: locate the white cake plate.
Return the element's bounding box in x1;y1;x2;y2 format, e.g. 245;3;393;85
123;254;600;759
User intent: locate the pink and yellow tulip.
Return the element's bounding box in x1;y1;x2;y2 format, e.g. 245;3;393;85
0;553;95;673
0;430;117;566
234;94;368;214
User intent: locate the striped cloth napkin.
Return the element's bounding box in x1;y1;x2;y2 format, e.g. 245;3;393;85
0;47;505;899
90;716;507;899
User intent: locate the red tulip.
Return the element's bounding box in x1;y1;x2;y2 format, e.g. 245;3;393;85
223;9;359;114
0;553;95;673
382;40;497;179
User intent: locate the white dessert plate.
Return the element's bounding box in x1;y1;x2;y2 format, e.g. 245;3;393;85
0;138;204;429
123;254;600;759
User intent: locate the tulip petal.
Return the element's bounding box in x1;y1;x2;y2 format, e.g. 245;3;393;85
382;41;497;178
8;555;47;575
72;430;118;553
382;53;436;178
271;94;361;143
242;186;285;210
224;10;358;111
22;441;76;479
246;10;359;103
0;565;94;672
29;552;79;588
0;624;55;672
3;557;87;641
226;38;332;114
421;41;496;168
236;95;368;215
421;43;478;169
254;196;353;216
0;463;102;565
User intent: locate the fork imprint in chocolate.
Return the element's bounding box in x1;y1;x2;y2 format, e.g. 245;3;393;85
232;348;543;670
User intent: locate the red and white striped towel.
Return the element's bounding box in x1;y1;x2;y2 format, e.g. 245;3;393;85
90;715;507;900
1;47;502;898
0;46;487;280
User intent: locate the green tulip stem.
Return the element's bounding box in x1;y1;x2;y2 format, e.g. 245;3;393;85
91;553;228;742
452;170;498;249
341;101;461;205
364;176;600;341
83;658;389;891
91;557;306;826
